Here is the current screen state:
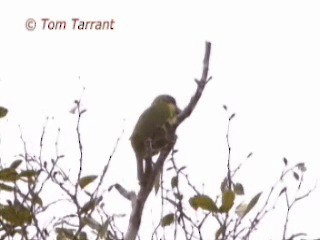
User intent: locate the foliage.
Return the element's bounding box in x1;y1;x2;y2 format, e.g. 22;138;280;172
0;106;8;119
0;102;316;240
0;42;317;239
0;102;123;240
149;109;315;240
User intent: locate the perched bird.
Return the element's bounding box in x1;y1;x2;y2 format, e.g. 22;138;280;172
130;95;181;185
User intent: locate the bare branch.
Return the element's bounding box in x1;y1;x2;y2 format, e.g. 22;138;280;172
175;41;211;127
94;126;123;196
124;41;212;240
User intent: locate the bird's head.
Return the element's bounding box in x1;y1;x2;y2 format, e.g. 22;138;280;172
152;95;181;124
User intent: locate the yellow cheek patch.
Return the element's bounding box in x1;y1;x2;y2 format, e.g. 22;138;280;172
167;103;178;125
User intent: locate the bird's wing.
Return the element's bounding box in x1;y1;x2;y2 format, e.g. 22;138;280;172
131;105;169;140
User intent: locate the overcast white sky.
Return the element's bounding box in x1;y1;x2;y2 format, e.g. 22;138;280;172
0;1;320;239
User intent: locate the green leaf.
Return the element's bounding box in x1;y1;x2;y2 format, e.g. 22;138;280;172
171;176;178;188
161;213;174;227
19;170;39;183
189;195;218;212
242;192;262;218
32;194;43;207
79;175;97;189
10;160;23;169
0;106;8;118
219;191;235;213
19;170;39;178
0;204;32;226
234;183;244;195
0;183;14;192
0;168;19;182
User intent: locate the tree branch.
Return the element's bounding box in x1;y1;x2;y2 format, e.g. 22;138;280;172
124;41;212;240
176;41;212;126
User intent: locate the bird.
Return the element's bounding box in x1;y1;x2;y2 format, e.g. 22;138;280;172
130;95;181;185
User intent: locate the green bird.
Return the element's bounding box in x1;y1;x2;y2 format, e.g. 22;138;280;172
130;95;181;185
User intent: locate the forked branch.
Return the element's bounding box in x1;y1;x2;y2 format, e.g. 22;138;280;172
123;41;212;240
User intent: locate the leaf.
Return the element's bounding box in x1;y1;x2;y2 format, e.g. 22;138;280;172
234;183;244;195
235;203;248;218
69;105;77;114
174;192;183;200
154;172;161;194
10;160;23;169
172;149;179;154
223;105;228;111
19;170;39;182
0;183;14;192
0;106;8;118
79;231;88;240
189;195;218;212
19;170;39;178
296;162;307;172
219;191;235;212
293;172;299;181
171;176;178;188
0;168;19;182
98;221;109;239
79;175;97;189
80;196;102;214
161;213;174;227
283;157;288;166
80;200;96;214
229;113;236;120
32;194;43;207
279;187;287;197
0;204;32;226
220;177;228;193
215;226;225;239
80;109;87;115
242;192;262;218
55;228;75;239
